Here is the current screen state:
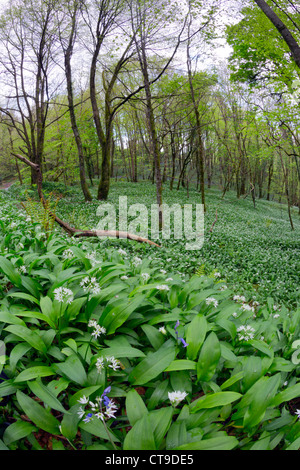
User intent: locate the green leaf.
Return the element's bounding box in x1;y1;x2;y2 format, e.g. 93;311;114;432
141;324;164;350
0;256;22;286
126;389;148;426
147;379;169;411
166;422;188;450
0;439;9;450
54;354;87;386
123;414;156;450
270;383;300;407
3;421;37;446
79;418;119;442
164;360;197;371
69;385;103;407
16;390;60;435
243;373;281;430
9;343;32;372
128;341;175;385
197;332;221;382
8;292;40;305
186;315;207;360
28;378;69;414
14;366;55;383
60;404;82;441
0;379;18;398
285;436;300;450
150;407;174;448
4;325;47;353
98;345;145;359
220;371;244;390
0;311;25;326
190;391;242;413
176;435;239;450
101;295;145;335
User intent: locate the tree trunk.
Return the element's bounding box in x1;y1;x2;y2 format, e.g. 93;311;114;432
253;0;300;69
63;8;92;202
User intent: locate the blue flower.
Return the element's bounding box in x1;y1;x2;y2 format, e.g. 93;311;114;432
103;395;110;407
103;386;111;396
83;412;93;423
179;337;189;348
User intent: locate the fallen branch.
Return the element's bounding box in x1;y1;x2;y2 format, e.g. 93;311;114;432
13;153;160;247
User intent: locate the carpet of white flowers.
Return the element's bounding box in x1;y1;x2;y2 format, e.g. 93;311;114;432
0;182;299;450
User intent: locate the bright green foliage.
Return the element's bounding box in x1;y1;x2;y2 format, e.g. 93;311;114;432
0;184;299;450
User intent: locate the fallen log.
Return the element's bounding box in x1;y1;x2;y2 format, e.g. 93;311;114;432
13;153;160;247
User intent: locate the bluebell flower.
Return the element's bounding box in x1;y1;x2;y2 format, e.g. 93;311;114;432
103;386;112;396
179;337;189;348
103;395;110;407
83;412;93;423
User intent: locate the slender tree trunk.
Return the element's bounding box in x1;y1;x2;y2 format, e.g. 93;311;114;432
63;7;92;202
138;39;163;229
186;35;206;211
266;160;273;201
253;0;300;69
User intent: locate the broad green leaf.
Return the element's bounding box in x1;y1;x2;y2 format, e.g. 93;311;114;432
8;292;40;305
197;332;221;382
19;275;41;298
147;379;169;411
98;345;145;359
4;325;47;353
285;436;300;450
190;391;242;413
243;373;281;430
165;360;197;372
216;318;236;339
250;432;271;450
166;422;188;450
40;296;53;317
66;297;86;321
79;417;119;442
150;407;174;448
220;371;244;390
241;356;263;392
28;378;69;414
123;414;156;450
125;389;148;426
54;354;87;386
0;439;9;450
9;343;32;372
101;295;145;335
128;341;175;385
0;379;18;398
0;256;22;286
14;366;55;383
176;435;239;450
248;339;274;359
0;311;25;326
60;404;82;441
186;314;207;360
141;324;164;350
16;390;60;435
270;383;300;407
3;421;37;446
